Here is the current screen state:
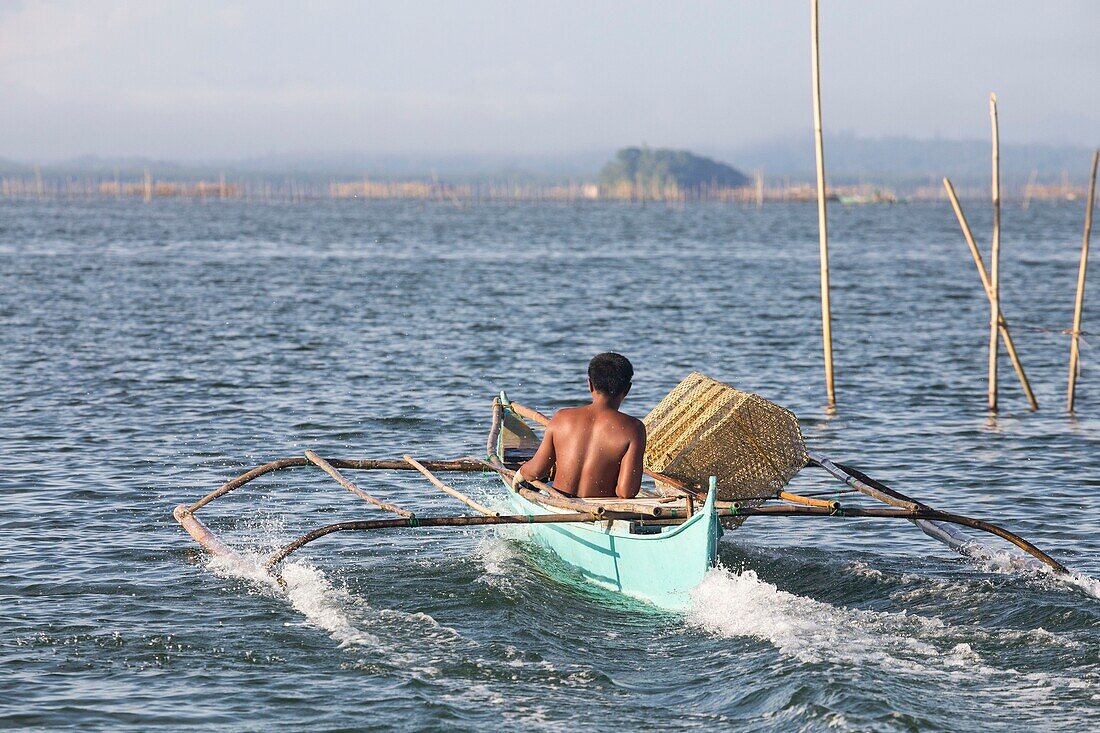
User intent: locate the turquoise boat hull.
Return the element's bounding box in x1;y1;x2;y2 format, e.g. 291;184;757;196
499;476;720;611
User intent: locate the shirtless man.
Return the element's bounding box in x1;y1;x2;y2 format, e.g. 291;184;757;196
513;353;646;499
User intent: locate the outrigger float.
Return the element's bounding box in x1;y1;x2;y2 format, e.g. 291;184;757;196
174;373;1068;610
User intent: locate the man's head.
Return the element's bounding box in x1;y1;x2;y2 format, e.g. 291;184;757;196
588;352;633;400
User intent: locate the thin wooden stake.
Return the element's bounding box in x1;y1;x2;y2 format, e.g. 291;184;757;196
1068;149;1100;412
1022;168;1038;210
988;93;1001;413
943;177;1039;410
811;0;836;407
403;455;499;516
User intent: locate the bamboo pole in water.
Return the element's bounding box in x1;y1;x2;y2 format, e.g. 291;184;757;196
943;177;1039;410
173;504;244;560
734;505;1067;574
811;0;836;408
988;93;1001;413
1068;149;1100;412
1022;168;1038;210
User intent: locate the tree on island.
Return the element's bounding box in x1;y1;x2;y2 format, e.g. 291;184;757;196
598;147;749;194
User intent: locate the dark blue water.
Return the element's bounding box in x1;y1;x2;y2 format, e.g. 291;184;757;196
2;198;1097;731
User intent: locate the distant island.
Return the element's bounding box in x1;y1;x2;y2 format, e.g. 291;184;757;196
598;147;750;198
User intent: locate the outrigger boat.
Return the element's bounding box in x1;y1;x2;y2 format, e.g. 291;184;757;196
173;373;1069;611
490;395;721;609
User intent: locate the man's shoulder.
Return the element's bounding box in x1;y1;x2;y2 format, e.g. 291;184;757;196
622;413;646;437
550;406;586;425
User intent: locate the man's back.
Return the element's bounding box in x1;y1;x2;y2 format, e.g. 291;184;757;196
546;405;645;498
516;352;645;499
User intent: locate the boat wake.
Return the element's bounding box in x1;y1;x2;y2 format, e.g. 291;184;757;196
204;547;473;656
1053;570;1100;599
872;525;1090;599
683;562;1098;722
684;563;1094;670
685;565;948;665
973;553;1100;599
205;551;379;647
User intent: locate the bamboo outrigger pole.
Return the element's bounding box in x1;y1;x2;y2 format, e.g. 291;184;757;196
171;445;1069;578
943;177;1038;410
265;512;632;568
185;457;486;513
304;450;414;517
173;389;1074;583
988;93;1002;413
811;0;836;408
1068;149;1100;412
259;499;1067;575
403;455;499;516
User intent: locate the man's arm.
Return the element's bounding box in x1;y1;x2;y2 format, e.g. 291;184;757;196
517;421;555;486
615;421;646;499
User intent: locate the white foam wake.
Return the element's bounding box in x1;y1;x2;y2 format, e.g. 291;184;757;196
281;562;382;648
687;565;947;667
685;562;1096;685
960;548;1100;600
204;548;475;656
915;519;1100;599
205;551;380;648
1061;571;1100;600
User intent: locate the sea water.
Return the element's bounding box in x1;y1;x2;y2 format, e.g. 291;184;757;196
1;198;1097;731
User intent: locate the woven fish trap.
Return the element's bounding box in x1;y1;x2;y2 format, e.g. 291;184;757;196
643;372;808;503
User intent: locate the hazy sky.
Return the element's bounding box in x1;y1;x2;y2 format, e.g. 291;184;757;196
0;1;1096;161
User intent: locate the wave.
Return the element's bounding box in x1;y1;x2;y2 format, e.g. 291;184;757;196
684;563;1092;675
686;565;944;666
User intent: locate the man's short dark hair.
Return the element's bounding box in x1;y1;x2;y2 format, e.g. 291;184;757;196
588;353;633;396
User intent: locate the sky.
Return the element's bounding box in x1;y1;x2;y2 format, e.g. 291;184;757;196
0;1;1096;162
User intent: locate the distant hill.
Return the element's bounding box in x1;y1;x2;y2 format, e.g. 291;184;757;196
598;147;750;190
